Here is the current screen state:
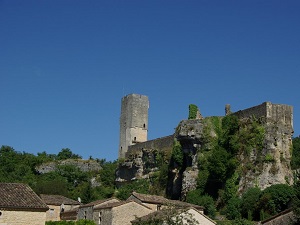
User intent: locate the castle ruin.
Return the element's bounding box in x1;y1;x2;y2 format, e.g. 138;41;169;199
119;94;149;159
117;94;294;197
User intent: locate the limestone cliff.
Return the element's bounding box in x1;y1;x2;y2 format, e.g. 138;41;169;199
116;102;294;199
35;159;102;174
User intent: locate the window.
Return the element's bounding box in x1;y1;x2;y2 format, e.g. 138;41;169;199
143;123;146;128
84;210;87;219
0;211;2;217
157;205;161;210
99;211;102;225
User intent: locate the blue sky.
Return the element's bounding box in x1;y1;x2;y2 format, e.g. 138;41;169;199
1;0;299;161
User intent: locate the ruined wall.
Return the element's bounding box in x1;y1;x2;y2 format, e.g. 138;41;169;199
117;98;294;197
233;102;268;119
235;102;294;191
126;135;174;157
116;135;174;182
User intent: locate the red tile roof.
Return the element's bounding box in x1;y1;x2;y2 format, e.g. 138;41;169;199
0;183;48;210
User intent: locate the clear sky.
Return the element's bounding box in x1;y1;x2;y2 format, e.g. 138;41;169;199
1;0;299;161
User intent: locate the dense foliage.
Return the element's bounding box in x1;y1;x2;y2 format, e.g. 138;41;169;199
291;136;300;169
1;114;300;224
0;145;117;203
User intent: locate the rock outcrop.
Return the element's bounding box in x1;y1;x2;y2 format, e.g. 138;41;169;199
35;159;102;174
116;101;294;199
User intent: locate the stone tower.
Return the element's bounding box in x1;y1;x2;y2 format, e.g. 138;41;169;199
119;94;149;159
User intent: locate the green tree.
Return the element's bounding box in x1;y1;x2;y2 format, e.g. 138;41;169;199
257;184;295;218
34;172;69;196
57;148;82;160
186;190;216;219
225;196;241;220
116;179;150;200
240;187;261;220
171;140;183;168
292;136;300;169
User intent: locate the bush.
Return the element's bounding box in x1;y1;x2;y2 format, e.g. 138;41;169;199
171;140;183;168
240;187;261;220
186;190;216;219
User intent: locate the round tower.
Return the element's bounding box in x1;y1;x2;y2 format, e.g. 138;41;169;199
119;94;149;159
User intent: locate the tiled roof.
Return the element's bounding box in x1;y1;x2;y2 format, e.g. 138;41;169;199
130;192;168;204
261;208;294;224
94;200;151;210
40;194;81;206
0;183;48;210
80;197;120;208
130;192;204;210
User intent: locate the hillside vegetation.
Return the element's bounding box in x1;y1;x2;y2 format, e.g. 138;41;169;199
1;133;300;223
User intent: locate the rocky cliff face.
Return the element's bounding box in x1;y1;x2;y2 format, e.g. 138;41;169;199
116;102;294;199
36;159;102;174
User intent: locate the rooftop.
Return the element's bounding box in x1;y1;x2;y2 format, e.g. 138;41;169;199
0;183;48;210
40;194;81;206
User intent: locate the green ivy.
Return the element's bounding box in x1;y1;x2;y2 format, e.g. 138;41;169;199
188;104;198;119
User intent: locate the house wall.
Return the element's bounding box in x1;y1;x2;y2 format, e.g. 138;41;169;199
0;209;46;225
111;202;153;225
45;205;61;221
78;206;93;220
79;199;120;223
183;208;216;225
94;208;112;225
46;204;78;221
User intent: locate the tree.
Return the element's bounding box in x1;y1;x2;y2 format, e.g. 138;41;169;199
186;190;216;219
57;148;82;160
240;187;261;220
291;136;300;169
257;184;295;219
225;197;241;220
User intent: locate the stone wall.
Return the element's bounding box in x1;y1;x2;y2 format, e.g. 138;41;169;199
111;202;153;225
235;102;294;192
0;209;46;225
116;135;174;182
233;102;268;119
119;94;149;159
126;135;174;157
45;205;61;221
233;102;293;127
